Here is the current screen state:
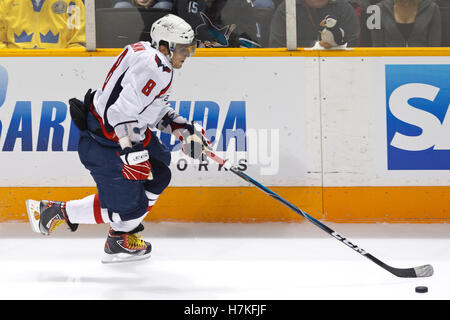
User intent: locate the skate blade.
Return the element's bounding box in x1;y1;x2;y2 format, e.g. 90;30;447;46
25;199;42;234
101;252;151;264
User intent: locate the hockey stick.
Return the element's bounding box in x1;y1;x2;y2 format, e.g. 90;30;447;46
204;150;434;278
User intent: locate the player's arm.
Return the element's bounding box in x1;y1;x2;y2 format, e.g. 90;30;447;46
107;52;166;140
156;109;211;160
105;54;166;181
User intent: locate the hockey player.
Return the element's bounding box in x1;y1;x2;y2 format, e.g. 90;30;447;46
25;14;210;263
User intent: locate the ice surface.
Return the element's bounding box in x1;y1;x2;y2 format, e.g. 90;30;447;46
0;222;449;300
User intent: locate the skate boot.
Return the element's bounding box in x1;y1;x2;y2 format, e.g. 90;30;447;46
102;223;152;264
26;199;78;235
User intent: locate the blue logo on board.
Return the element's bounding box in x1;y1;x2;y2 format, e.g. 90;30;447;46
0;63;246;153
385;64;450;170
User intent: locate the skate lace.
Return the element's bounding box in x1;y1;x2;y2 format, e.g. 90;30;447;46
49;220;65;233
126;234;147;250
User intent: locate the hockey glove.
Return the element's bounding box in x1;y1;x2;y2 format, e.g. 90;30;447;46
178;122;211;160
68;89;94;132
119;143;153;181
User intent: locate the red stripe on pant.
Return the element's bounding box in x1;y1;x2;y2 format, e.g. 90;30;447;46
93;194;104;224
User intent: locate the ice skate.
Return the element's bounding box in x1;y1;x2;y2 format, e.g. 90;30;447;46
102;223;152;264
26;199;78;235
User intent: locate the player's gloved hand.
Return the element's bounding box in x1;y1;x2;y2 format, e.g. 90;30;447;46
119;143;153;181
178;122;211;160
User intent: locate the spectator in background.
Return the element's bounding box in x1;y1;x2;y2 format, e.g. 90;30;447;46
172;0;216;44
358;0;382;46
112;0;173;9
370;0;441;46
173;0;263;47
269;0;360;47
0;0;85;49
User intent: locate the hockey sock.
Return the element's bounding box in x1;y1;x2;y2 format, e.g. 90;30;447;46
66;192;160;231
65;194;114;224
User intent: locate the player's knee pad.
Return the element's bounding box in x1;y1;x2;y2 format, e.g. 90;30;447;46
110;198;149;222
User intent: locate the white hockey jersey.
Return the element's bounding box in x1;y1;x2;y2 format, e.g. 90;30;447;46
92;42;174;143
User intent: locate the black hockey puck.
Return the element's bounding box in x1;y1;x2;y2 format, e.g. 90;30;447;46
415;286;428;293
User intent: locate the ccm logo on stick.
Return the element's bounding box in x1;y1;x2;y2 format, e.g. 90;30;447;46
331;232;367;255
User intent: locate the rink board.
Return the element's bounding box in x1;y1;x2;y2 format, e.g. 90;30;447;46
1;186;449;223
0;48;449;222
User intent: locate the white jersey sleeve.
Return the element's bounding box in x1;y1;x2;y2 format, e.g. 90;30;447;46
93;42;174;141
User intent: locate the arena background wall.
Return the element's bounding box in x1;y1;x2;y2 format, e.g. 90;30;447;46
0;48;449;223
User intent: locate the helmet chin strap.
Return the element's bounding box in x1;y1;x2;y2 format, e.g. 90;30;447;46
154;41;175;63
163;43;174;63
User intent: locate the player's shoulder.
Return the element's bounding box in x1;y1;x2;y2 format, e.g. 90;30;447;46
149;46;174;78
128;42;173;79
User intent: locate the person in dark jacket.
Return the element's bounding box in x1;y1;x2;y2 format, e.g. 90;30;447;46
269;0;360;47
172;0;262;47
370;0;441;46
